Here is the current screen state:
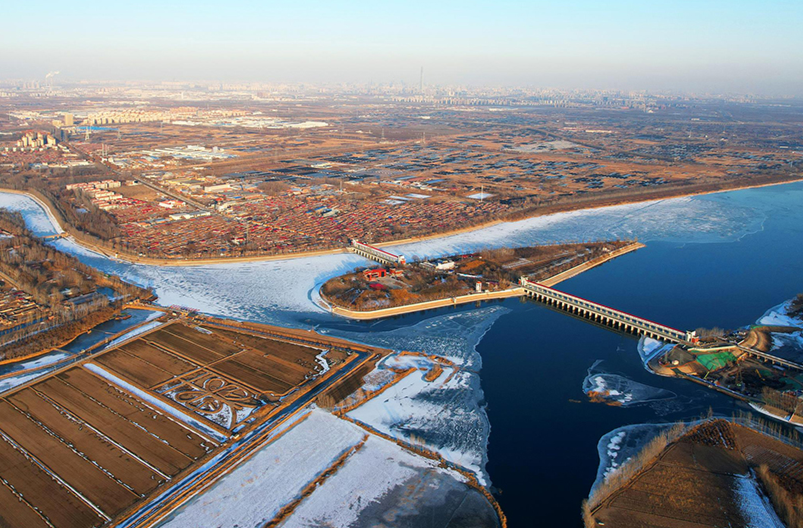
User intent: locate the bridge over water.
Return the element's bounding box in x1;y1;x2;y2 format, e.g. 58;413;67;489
349;240;406;266
519;278;697;344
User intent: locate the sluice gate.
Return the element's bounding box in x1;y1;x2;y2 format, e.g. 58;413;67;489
519;278;696;344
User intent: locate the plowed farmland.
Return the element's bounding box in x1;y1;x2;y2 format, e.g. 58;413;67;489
0;366;215;527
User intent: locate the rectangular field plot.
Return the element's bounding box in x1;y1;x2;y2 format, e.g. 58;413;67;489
75;323;339;433
0;434;106;528
209;327;323;371
93;345;195;388
146;325;241;364
0;365;217;526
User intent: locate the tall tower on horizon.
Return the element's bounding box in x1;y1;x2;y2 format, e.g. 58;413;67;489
419;67;423;93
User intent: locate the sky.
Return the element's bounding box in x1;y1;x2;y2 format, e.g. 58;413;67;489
3;0;802;95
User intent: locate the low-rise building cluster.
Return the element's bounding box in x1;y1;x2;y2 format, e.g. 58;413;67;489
65;180;138;211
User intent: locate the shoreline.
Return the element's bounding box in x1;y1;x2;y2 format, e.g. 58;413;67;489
2;175;801;267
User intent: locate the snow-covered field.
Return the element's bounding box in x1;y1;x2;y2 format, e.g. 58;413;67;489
280;433;467;528
161;409;365;528
732;474;785;528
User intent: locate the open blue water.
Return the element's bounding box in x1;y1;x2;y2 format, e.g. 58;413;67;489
1;182;802;525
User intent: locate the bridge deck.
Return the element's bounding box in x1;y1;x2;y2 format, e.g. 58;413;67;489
520;279;689;343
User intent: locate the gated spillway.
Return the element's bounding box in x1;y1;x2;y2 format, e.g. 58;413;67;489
519;278;696;344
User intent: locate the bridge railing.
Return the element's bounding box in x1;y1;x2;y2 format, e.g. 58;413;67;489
520;278;690;342
350;240;406;265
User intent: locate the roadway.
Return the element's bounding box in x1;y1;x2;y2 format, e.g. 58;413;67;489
117;346;374;528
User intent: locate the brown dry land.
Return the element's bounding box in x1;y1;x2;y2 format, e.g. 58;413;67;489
0;366;212;527
0;316;388;528
323;241;634;312
589;420;803;527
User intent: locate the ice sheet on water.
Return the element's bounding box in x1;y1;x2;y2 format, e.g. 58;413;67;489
0;370;50;394
0;190;767;326
348;360;487;482
592;423;677;492
583;360;676;408
0;193;63;236
757;300;803;362
384;195;765;261
340;305;510;368
52;236;368;325
331;307;508;485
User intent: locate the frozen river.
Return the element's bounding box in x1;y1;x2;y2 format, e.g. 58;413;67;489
1;181;802;525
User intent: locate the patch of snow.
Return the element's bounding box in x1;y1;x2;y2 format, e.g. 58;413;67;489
637;335;674;369
758;301;803;327
104;320;163;348
592;423;680;492
583;360;676;407
315;350;330;374
281;433;465;528
11;352;70;371
733;474;785;528
161;409;364;528
0;371;47;394
347;358;485;483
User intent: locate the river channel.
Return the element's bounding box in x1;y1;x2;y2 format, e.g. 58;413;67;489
1;182;802;526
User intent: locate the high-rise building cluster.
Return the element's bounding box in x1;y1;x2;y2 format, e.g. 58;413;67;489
15;131;57;150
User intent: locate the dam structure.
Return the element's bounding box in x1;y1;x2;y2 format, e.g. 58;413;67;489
519;278;697;344
349;240;406;266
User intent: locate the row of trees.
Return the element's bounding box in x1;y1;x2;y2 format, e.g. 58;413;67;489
0;209;153;358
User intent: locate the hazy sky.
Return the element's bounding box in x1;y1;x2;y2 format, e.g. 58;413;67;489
4;0;802;94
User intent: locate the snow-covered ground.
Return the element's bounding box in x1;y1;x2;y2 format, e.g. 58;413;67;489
161;409;364;528
104;320;164;348
591;423;680;491
637;336;674;368
756;301;803;363
280;433;467;528
732;474;785;528
758;301;803;327
329;307;507;485
160;407;484;528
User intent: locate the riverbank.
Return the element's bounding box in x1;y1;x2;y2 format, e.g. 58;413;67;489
4;174;801;267
326;288;526;320
585;418;796;528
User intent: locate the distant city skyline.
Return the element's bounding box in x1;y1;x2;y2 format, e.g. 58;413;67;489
4;0;803;96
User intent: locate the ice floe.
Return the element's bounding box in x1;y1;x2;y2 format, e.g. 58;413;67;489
583;360;676;408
